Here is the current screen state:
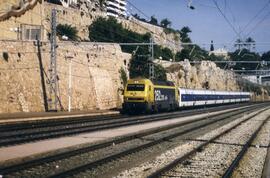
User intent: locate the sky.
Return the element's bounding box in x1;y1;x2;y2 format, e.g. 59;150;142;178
127;0;270;53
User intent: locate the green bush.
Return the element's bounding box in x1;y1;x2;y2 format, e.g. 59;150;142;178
229;49;261;70
119;67;128;87
89;17;151;53
161;47;174;61
164;28;177;34
56;24;78;41
129;47;167;81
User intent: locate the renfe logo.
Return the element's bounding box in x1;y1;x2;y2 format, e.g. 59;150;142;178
155;90;168;101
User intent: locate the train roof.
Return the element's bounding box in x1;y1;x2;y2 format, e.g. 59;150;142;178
179;88;251;94
152;80;175;86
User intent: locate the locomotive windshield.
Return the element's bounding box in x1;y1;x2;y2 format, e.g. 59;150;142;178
127;84;145;91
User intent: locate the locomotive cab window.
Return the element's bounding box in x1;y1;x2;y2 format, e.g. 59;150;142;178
127;84;145;91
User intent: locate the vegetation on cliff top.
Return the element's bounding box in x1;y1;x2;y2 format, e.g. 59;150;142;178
88;17;172;81
56;24;79;41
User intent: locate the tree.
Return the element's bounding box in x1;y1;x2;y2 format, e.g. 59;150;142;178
56;24;78;41
161;47;174;61
262;51;270;61
175;49;190;61
88;17;150;53
229;49;261;70
234;37;256;51
119;67;128;87
160;18;172;28
261;51;270;67
154;64;167;81
180;26;192;34
245;37;255;51
234;39;244;50
149;15;158;26
207;53;226;68
132;14;147;22
179;26;192;43
129;47;167;81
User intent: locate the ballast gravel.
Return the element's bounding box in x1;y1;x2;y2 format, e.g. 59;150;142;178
232;117;270;178
166;113;266;177
115;108;270;178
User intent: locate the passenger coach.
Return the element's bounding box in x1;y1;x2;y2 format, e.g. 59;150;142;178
179;88;251;107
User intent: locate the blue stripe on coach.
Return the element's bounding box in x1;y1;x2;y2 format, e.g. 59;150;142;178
181;94;250;102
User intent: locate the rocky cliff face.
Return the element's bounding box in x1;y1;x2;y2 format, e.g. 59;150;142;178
156;60;240;91
156;59;269;101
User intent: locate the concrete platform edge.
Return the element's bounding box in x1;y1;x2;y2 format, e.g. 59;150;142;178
0;111;119;124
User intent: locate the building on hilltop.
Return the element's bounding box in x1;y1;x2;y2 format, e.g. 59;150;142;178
58;0;78;8
209;48;229;59
106;0;127;17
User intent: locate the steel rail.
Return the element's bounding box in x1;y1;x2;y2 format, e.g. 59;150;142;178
0;103;258;147
147;107;269;178
0;104;261;175
0;103;251;132
262;139;270;178
0;114;123;132
48;105;268;178
0;103;256;133
222;116;270;178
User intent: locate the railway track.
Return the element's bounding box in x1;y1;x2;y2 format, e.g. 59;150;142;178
147;107;270;178
262;139;270;178
1;103;268;178
0;103;258;147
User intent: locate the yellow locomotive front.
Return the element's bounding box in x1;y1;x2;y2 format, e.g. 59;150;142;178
122;79;154;113
122;78;179;114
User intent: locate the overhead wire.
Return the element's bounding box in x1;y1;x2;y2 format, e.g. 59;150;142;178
242;0;270;36
212;0;242;39
125;0;151;20
125;0;182;50
245;10;270;38
229;0;270;48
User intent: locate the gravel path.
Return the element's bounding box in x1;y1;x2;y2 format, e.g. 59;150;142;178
115;108;270;178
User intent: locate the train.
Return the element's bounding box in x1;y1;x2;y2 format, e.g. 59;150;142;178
122;78;251;114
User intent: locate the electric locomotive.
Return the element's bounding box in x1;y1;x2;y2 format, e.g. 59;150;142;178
122;79;251;114
122;78;178;113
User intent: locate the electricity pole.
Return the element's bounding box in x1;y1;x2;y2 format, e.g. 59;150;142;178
48;8;59;111
149;36;154;80
65;55;73;112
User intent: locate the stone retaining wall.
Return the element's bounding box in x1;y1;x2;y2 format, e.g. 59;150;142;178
0;40;130;113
